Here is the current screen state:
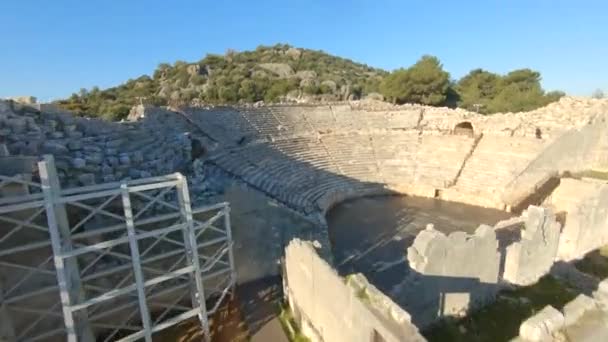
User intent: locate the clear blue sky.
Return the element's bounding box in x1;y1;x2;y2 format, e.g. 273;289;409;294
1;0;606;101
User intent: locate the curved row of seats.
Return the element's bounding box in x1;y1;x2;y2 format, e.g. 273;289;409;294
188;106;549;212
206;131;481;212
186;106;423;144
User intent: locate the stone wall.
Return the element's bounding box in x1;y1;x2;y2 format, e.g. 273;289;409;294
284;239;425;342
402;206;564;326
551;178;608;261
514;278;608;342
0;100;194;187
503;206;561;285
404;224;501;327
220;184;322;284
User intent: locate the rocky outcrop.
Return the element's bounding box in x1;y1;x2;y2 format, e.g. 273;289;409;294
257;63;294;78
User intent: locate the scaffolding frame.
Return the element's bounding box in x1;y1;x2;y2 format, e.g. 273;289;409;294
0;155;235;341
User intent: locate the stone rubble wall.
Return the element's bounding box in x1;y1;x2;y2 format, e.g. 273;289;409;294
550;178;608;261
404;206;566;326
0;100;194;187
514;278;608;342
284;239;425;342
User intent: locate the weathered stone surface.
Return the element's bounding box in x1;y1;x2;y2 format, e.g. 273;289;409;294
42;141;68;155
67;140;82;150
593;278;608;306
85;152;103;165
71;158;86;169
519;306;564;341
502;206;561;286
285;239;425;342
0;144;9;157
405;224;500;326
77;173;95;186
119;154;130;165
257;63;294;78
563;294;597;326
552;178;608;261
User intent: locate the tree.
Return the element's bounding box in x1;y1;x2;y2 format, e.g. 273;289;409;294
592;89;605;99
380;55;450;105
456;69;500;112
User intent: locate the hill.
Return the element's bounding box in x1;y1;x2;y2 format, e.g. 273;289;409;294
56;44;386;120
56;43;564;120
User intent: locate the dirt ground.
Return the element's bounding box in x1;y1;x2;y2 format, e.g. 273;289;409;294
153;277;288;342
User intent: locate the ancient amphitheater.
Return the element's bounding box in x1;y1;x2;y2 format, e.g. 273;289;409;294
2;97;608;341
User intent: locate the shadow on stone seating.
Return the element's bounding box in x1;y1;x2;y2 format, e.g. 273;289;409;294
179;106;516;333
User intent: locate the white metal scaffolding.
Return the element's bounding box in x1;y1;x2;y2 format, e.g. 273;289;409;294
0;155;235;341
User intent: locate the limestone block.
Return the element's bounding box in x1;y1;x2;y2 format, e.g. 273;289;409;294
6;117;27;133
553;179;608;261
563;294;597;326
77;173;95;186
42;141;69;155
593;278;608;306
101;164;113;175
102;175;116;183
67;140;82;150
67;131;83;139
63;124;77;132
85;152;103;165
119;154;130;165
44;119;58;131
502;206;561;286
0;144;9;157
106;139;124;148
519;306;564;342
50;131;64;139
0;100;10;114
71;158;86;169
107;156;119;167
406;224;500;324
82;145;102;153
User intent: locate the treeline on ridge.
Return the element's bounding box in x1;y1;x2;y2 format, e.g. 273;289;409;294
56;43;564;120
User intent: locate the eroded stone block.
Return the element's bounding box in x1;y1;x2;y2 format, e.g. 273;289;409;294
502;206;561;286
563;294;597;326
519;306;564;342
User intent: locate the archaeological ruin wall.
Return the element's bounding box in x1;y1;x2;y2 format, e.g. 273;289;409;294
284;239;425;342
404;224;502;327
502;206;562;286
0;100;195;187
179;97;607;216
514;278;608;341
402;206;568;326
550;178;608;261
503;115;608;209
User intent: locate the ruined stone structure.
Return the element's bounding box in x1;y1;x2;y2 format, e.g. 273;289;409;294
0;101;194;186
502;206;562;286
405;224;501;325
550;178;608;261
2;95;608;340
284;239;425;342
514;278;608;341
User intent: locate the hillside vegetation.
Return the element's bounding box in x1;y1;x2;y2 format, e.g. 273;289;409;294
56;43;563;120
